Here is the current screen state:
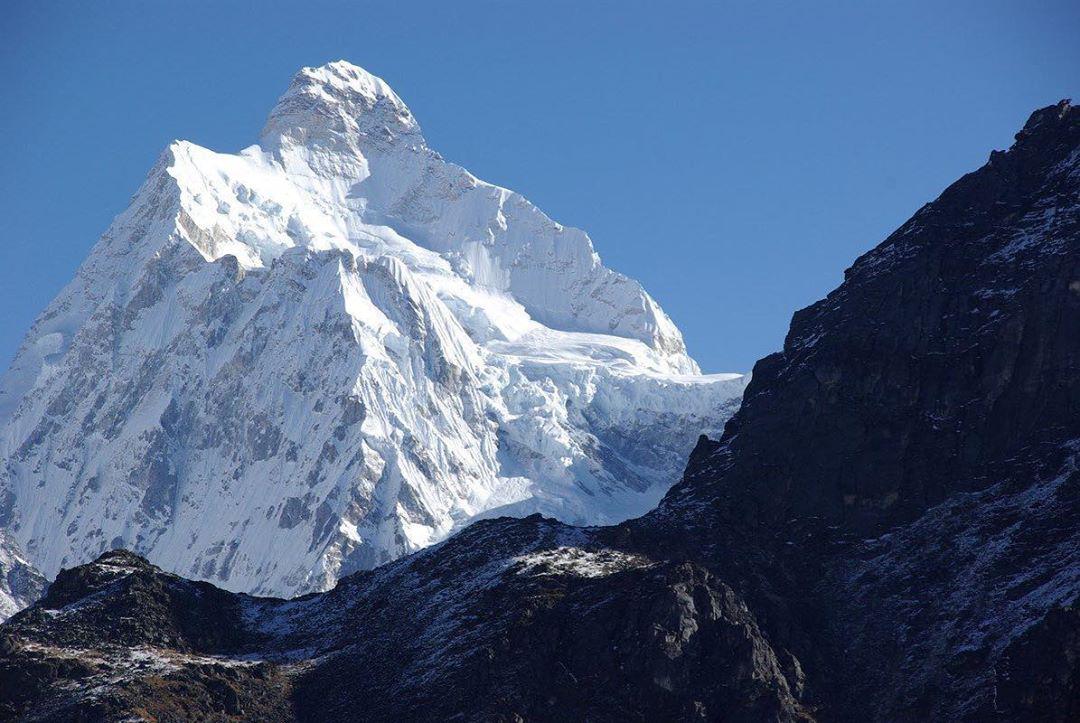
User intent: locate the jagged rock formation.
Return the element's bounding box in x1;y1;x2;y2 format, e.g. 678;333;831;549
0;532;45;622
0;61;745;599
0;100;1076;721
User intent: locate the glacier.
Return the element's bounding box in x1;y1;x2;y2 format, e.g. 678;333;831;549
0;61;746;597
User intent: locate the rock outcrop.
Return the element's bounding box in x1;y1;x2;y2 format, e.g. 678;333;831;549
0;532;45;622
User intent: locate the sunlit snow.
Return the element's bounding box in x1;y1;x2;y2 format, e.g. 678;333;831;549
0;61;746;598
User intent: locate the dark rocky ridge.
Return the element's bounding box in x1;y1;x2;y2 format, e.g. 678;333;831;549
672;98;1080;536
0;521;812;721
621;98;1080;719
1;101;1077;721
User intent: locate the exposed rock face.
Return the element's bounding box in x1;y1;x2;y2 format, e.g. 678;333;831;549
0;532;45;622
0;102;1076;721
823;440;1079;719
673;98;1080;536
641;98;1080;720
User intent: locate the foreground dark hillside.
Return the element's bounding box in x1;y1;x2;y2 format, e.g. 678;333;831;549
630;98;1080;719
1;101;1077;722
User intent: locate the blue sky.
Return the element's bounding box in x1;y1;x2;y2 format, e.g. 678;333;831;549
3;1;1078;372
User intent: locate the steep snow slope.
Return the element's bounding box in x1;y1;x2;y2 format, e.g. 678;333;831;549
0;61;746;597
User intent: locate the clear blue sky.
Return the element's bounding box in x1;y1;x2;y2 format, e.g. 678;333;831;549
3;1;1077;372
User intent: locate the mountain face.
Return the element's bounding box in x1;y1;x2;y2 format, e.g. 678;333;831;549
637;98;1080;720
2;100;1076;721
0;61;745;599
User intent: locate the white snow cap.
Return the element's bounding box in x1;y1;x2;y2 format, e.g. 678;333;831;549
243;61;692;361
261;60;418;149
301;60;407;105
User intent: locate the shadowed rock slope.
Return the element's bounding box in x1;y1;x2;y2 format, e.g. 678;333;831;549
1;101;1077;722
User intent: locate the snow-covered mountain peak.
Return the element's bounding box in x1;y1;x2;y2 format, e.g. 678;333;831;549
0;62;746;599
260;60;419;156
161;62;695;369
298;60;408;110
